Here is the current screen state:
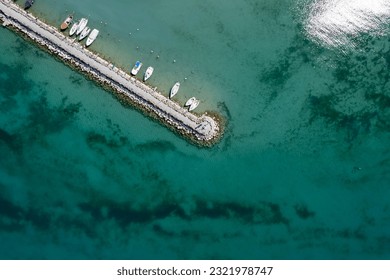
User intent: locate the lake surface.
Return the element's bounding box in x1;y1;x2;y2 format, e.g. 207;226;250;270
0;0;390;259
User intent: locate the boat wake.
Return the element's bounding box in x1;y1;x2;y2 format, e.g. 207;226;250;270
300;0;390;49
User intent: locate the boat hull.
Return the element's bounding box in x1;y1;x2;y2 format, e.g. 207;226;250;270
143;67;154;81
131;61;142;75
189;99;200;111
185;97;196;107
24;0;33;10
170;82;180;98
76;18;88;35
86;29;99;47
69;22;78;36
79;27;91;41
60;16;73;31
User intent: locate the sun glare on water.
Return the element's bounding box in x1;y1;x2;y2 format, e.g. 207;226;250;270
303;0;390;48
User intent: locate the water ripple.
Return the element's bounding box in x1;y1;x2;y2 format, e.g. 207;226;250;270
302;0;390;49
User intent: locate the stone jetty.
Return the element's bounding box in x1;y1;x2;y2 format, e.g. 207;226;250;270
0;0;222;146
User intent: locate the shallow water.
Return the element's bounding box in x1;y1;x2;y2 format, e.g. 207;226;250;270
0;0;390;259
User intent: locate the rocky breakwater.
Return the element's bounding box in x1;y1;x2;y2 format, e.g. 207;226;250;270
0;0;223;146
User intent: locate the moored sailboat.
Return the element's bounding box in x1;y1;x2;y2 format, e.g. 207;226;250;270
169;82;180;98
76;18;88;35
69;21;79;36
143;66;154;81
78;26;91;41
185;97;196;107
188;99;200;111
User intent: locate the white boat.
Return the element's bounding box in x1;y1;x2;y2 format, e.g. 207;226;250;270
169;82;180;98
86;29;99;47
76;18;88;35
185;97;196;107
131;61;142;75
79;27;91;41
69;21;79;36
188;99;200;111
143;66;154;81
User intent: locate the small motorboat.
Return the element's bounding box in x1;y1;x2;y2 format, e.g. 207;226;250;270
79;27;91;41
86;29;99;47
24;0;34;10
169;82;180;98
69;21;79;36
188;99;200;111
60;15;73;31
143;66;154;81
185;97;196;107
131;61;142;75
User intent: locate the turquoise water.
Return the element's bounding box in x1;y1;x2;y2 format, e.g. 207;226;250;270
0;0;390;259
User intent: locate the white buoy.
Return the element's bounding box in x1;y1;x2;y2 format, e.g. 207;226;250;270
173;59;176;63
150;50;154;53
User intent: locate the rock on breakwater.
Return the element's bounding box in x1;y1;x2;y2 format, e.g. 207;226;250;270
0;0;223;146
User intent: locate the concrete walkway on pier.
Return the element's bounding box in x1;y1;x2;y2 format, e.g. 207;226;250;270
0;0;220;143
